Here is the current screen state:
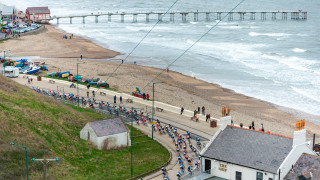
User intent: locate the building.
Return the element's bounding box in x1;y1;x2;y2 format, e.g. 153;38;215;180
1;6;15;24
200;116;317;180
284;153;320;179
80;118;130;150
25;7;50;22
2;66;19;78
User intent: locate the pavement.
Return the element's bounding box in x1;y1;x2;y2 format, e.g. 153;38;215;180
11;74;222;180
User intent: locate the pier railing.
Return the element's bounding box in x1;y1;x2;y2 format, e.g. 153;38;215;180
45;10;307;24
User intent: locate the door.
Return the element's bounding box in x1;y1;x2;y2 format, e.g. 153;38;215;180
205;159;211;174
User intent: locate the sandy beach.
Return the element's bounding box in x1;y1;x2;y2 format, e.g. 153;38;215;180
1;25;319;140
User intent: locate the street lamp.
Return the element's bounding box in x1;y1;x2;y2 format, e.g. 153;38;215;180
32;158;59;180
10;142;29;180
152;82;163;122
76;62;85;106
130;107;144;177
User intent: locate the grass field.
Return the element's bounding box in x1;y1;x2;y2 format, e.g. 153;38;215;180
0;75;169;179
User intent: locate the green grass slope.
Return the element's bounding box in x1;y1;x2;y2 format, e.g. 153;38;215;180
0;75;169;179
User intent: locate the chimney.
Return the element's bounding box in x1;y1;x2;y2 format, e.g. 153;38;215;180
220;116;232;131
293;120;307;147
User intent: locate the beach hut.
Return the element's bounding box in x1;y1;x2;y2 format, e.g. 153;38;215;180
3;66;19;78
80;118;130;150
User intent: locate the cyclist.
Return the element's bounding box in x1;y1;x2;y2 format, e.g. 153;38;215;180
188;166;192;176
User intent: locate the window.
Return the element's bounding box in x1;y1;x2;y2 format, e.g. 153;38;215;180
257;172;263;180
269;178;273;180
236;171;242;180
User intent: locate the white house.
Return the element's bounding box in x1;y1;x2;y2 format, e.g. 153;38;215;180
80;118;130;150
3;66;19;77
200;116;317;180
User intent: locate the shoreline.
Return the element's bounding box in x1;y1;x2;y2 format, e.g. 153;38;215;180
1;24;319;139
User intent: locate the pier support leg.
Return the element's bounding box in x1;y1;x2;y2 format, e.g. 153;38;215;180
193;13;198;22
170;13;174;22
133;14;137;23
272;12;276;20
82;17;85;24
228;13;233;21
239;13;245;21
108;15;111;22
261;13;266;20
158;13;163;22
121;14;124;23
57;18;59;24
250;13;255;20
181;13;187;23
146;14;149;23
70;17;72;24
206;13;210;21
217;12;222;20
95;16;98;23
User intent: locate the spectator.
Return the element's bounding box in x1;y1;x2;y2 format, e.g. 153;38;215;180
202;106;205;115
180;107;184;115
120;96;122;104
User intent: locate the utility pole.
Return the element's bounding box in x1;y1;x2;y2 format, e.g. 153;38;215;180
76;62;85;106
32;158;59;180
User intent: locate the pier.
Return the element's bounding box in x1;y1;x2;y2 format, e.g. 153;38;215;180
49;11;307;24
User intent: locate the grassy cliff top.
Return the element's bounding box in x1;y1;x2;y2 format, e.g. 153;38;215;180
0;75;169;179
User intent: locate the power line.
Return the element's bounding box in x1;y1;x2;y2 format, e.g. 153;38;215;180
138;0;246;93
105;0;180;83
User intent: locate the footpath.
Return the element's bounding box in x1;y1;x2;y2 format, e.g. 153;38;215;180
13;75;220;180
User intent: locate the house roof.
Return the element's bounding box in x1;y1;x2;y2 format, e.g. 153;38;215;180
202;125;293;173
26;7;50;14
284;153;320;179
89;118;128;137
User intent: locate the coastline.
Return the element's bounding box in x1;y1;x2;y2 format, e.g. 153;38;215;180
1;24;319;139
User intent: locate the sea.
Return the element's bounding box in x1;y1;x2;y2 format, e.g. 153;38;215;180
2;0;320;123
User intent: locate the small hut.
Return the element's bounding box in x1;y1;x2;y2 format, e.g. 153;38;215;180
80;118;130;150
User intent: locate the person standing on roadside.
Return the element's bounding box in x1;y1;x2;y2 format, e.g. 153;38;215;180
87;84;90;89
120;96;122;104
198;106;200;114
30;78;33;84
87;91;89;98
114;95;117;104
92;90;95;97
202;106;205;115
180;107;184;115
